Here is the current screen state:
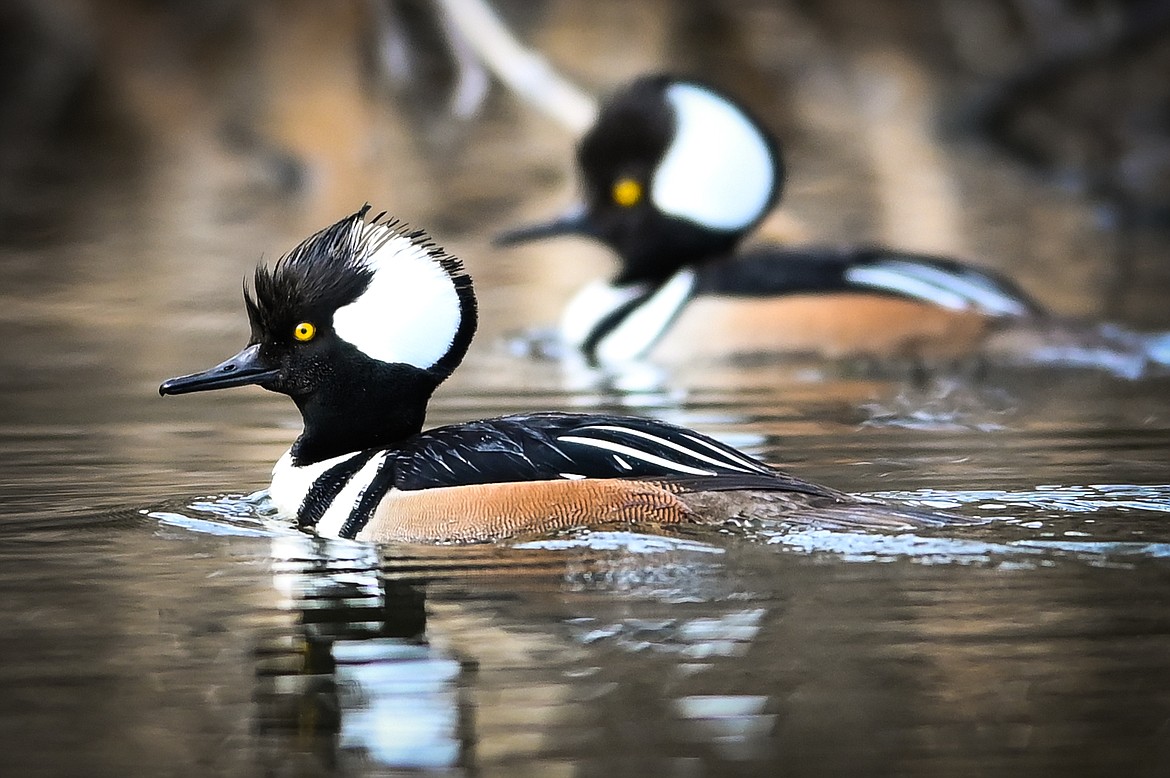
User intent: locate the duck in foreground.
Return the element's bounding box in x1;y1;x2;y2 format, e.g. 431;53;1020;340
497;74;1168;373
160;207;969;543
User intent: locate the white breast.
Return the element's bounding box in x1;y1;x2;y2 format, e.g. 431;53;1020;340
562;269;697;365
268;448;349;517
559;279;650;347
593;268;697;364
268;448;391;538
314;452;391;538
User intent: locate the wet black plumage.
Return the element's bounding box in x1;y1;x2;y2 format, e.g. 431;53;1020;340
386;412;835;496
246;207;376;343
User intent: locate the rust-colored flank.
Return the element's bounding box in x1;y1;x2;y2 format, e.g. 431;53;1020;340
357;478;693;543
655;293;991;361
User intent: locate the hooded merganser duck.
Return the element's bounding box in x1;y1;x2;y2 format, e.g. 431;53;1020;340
159;206;967;543
497;74;1043;365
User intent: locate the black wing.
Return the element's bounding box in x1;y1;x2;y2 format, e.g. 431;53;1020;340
697;245;1043;318
390;412;832;497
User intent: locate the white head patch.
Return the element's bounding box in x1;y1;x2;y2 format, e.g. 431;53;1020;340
650;83;775;231
332;223;463;368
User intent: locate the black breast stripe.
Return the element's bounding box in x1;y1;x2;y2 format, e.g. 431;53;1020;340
298;450;378;530
338;455;399;540
580;290;653;363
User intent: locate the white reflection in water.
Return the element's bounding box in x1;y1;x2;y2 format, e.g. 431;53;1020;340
766;530;1170;566
333;641;462;769
252;526;779;769
147;491;294;537
148;510;275;537
263;534;468;769
675;695;775;762
139;478;1170;773
568;607;765;659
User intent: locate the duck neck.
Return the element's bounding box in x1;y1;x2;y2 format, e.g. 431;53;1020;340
613;224;742;285
289;362;440;465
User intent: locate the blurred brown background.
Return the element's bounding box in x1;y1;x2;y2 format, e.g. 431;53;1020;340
1;0;1169;348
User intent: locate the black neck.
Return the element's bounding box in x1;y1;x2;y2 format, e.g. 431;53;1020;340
611;219;743;285
289;361;439;465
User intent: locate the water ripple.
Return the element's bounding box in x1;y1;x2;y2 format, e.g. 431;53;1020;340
762;529;1170;567
147;481;1170;566
863;483;1170;514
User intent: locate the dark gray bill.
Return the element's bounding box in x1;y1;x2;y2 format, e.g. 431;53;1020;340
159;344;279;396
493;204;594;246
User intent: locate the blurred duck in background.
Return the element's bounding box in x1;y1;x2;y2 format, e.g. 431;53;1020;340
496;74;1170;376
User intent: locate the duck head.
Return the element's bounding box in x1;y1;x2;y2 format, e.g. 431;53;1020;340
499;74;783;284
160;206;477;464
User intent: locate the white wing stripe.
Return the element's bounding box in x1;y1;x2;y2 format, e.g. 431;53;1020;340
681;433;772;473
847;261;1030;316
557;436;717;476
576;424;759;473
881;261;1030;315
845;266;970;310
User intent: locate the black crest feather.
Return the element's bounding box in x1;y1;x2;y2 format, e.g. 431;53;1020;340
245;206;374;340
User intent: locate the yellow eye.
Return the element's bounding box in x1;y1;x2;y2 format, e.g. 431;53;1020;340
612;178;643;207
293;322;316;342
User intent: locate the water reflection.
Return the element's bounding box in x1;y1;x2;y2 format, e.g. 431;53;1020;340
237;513;1170;774
254;529;786;770
256;537;466;770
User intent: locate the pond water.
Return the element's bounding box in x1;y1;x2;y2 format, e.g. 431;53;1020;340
4;354;1170;776
3;2;1170;776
